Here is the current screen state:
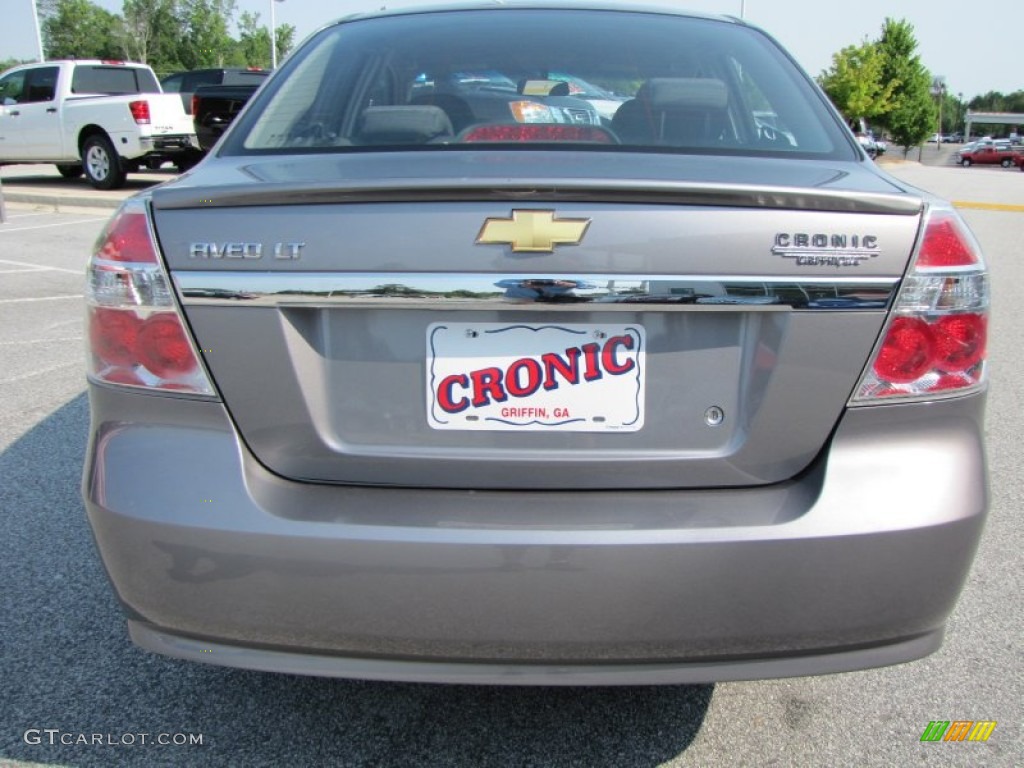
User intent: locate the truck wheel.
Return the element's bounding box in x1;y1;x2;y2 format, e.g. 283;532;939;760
82;135;127;190
55;163;83;179
961;158;972;167
1002;158;1013;168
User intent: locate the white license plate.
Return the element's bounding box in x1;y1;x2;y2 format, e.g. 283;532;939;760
427;322;645;432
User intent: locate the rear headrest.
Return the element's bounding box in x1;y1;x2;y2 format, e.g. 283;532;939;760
637;78;728;110
518;79;571;97
357;105;453;144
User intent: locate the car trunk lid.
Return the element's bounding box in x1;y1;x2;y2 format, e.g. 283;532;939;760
152;152;923;489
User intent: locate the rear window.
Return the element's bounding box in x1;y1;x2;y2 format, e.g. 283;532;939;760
221;70;270;86
71;65;160;95
227;9;852;159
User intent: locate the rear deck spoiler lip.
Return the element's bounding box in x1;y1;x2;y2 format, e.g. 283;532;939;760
150;178;924;216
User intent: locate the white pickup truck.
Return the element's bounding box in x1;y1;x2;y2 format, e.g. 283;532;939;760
0;60;200;189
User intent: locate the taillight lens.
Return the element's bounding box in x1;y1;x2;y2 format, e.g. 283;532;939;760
86;199;215;396
852;208;988;402
129;100;150;124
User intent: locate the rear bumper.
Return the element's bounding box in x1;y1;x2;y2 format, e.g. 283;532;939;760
120;133;200;159
83;385;988;684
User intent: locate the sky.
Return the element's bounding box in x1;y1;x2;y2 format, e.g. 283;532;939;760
2;0;1018;100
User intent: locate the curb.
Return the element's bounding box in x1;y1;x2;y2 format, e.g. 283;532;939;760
1;190;123;215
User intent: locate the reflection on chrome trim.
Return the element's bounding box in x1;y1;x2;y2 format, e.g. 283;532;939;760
175;272;898;311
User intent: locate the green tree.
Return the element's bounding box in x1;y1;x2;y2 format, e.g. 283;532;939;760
939;90;961;134
818;40;895;125
236;12;295;68
969;91;1024;113
177;0;241;69
275;23;295;64
0;58;33;74
875;18;936;151
40;0;124;59
237;11;270;66
118;0;183;73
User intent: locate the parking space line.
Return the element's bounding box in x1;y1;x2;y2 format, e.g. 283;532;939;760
0;218;103;233
1;360;79;384
0;336;82;345
953;201;1024;213
3;211;56;220
0;268;52;274
0;258;82;275
0;295;83;304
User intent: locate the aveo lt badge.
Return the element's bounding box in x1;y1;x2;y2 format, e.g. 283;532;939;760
476;210;591;253
189;242;305;260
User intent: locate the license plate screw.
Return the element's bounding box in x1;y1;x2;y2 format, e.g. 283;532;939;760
704;406;725;427
465;329;478;338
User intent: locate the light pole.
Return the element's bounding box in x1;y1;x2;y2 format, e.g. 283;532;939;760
269;0;285;69
31;0;45;61
931;76;945;149
270;0;277;69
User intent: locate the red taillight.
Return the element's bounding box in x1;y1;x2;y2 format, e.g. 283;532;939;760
190;94;199;116
86;200;215;396
136;313;198;378
462;124;613;143
90;308;142;367
96;209;157;263
129;100;150;124
932;314;986;372
872;317;934;383
916;214;978;268
854;207;988;403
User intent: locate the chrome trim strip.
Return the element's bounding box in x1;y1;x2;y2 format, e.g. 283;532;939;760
175;272;898;311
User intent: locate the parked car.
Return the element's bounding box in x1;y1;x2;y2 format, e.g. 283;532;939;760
410;69;602;132
0;59;199;188
191;82;266;152
160;67;269;114
855;132;877;157
546;71;628;121
83;2;989;686
956;142;1020;167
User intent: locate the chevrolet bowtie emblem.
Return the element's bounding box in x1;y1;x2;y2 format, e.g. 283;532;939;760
476;210;591;253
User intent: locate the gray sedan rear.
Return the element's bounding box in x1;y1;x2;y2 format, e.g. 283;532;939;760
82;3;989;685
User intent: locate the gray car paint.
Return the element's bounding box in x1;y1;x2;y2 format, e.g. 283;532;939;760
83;2;988;683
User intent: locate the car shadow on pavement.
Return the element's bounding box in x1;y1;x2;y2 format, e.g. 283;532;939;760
0;394;713;768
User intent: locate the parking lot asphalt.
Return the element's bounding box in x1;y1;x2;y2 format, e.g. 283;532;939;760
0;164;168;215
0;165;1021;768
3;149;1021;216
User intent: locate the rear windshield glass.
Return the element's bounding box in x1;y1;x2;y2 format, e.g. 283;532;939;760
71;65;160;95
221;70;270;86
227;9;851;159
